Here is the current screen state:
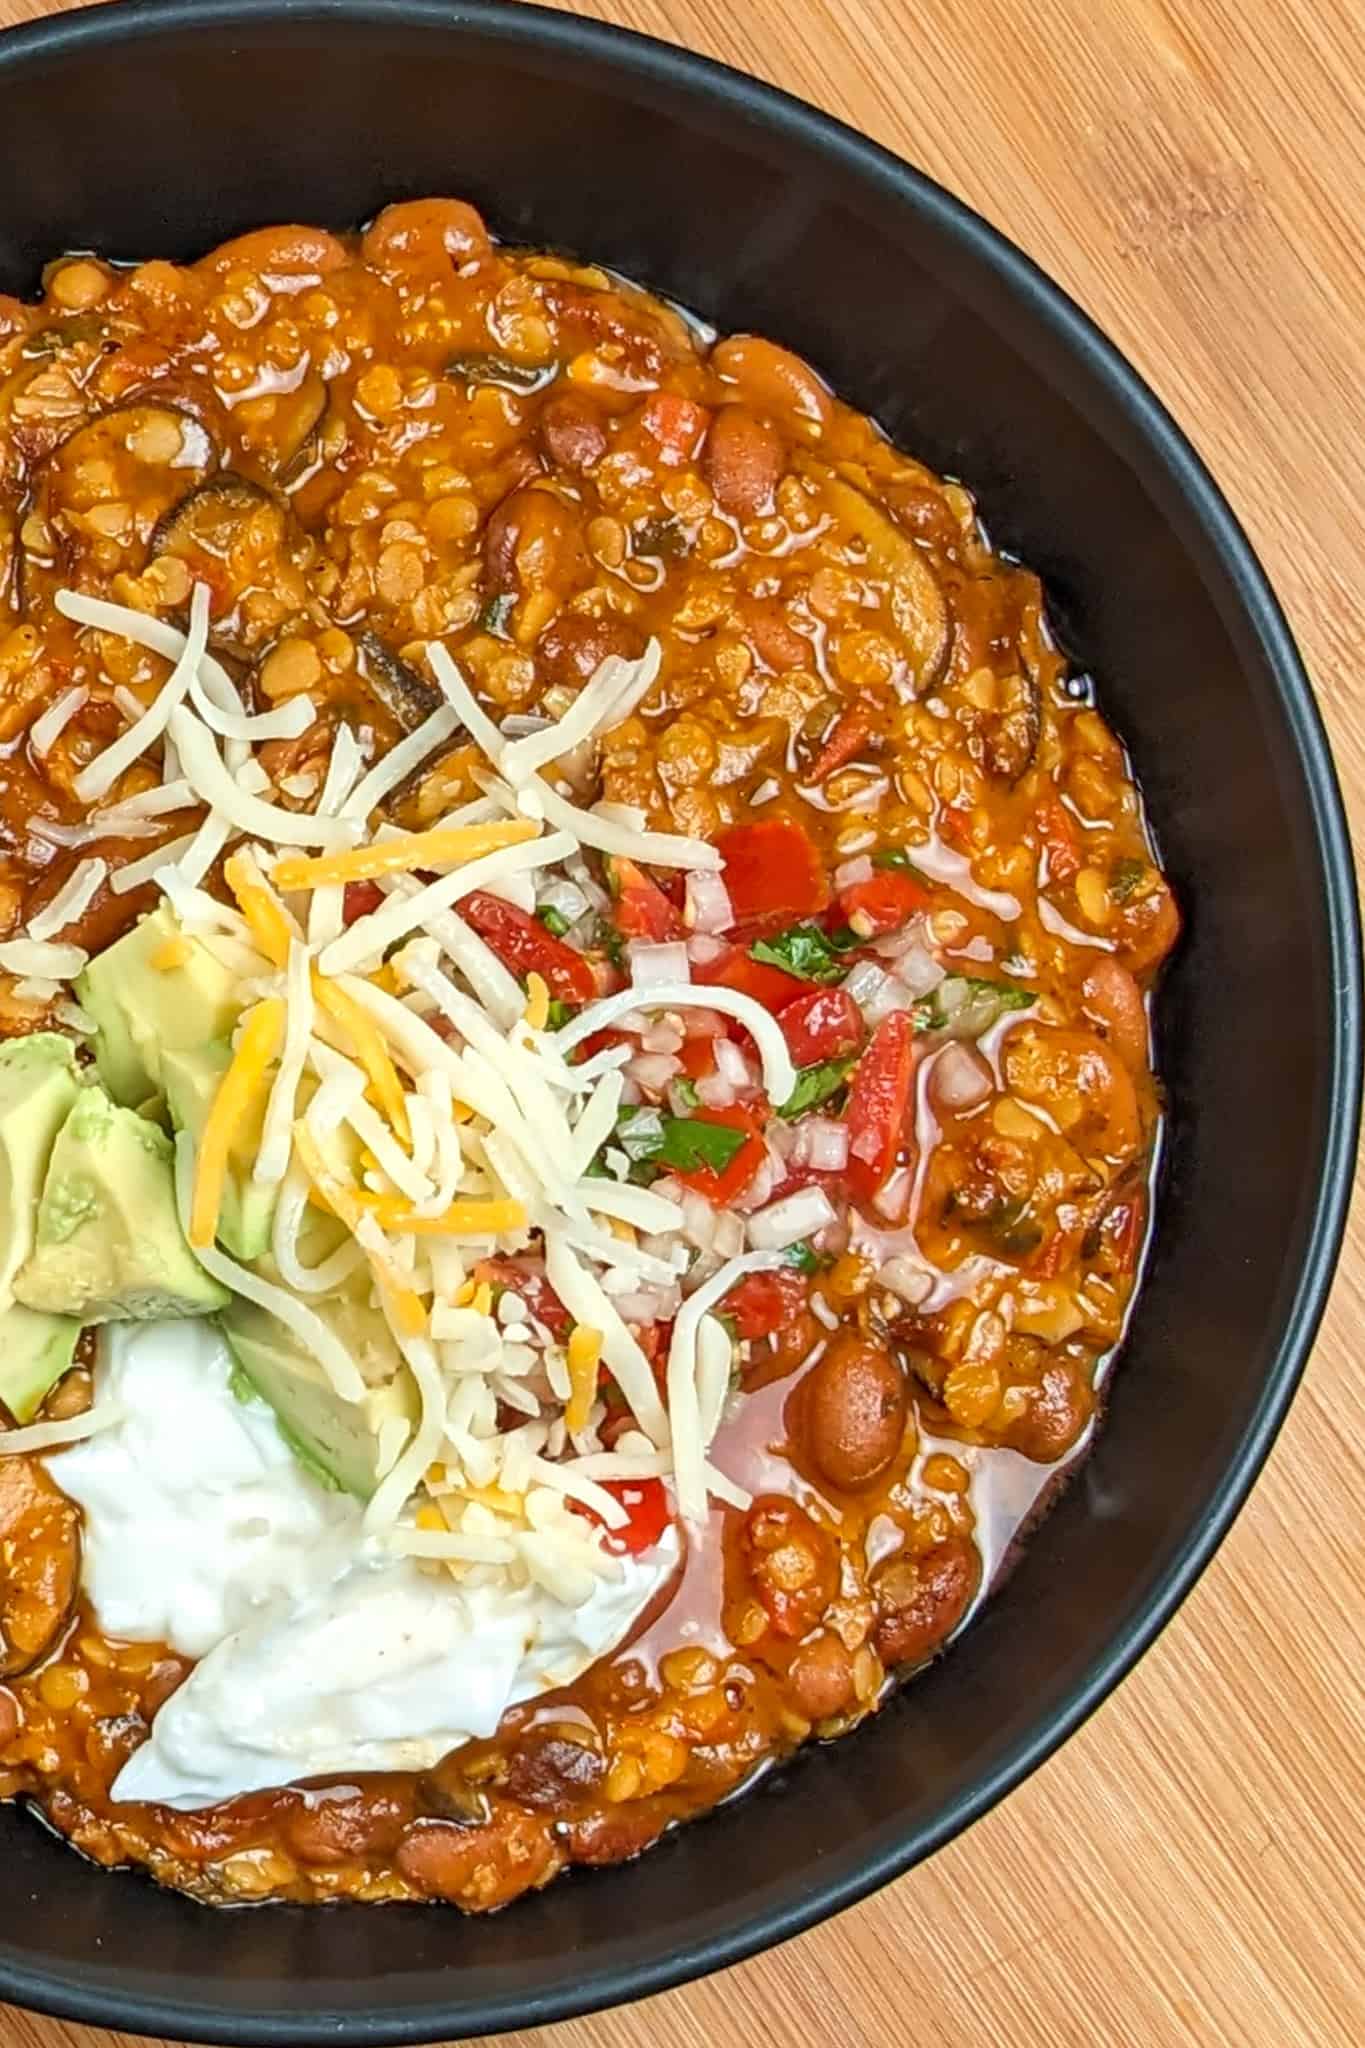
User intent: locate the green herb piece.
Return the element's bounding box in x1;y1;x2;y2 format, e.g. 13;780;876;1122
984;1197;1044;1257
913;976;1034;1038
873;846;929;880
613;1107;748;1177
1108;857;1149;903
477;592;517;638
674;1077;701;1109
778;1055;855;1120
538;905;571;937
595;914;626;970
543;998;574;1031
750;923;855;985
445;351;556;392
783;1240;823;1274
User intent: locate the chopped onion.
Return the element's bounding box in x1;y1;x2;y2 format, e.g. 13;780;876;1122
695;1069;736;1110
678;1187;719;1252
873;1167;913;1222
713;1038;752;1092
747;1185;838;1250
733;1156;777;1213
686;932;728;968
834;854;874;889
879;1255;935;1306
930;1041;993;1112
794;1117;850;1172
624;1051;682;1095
629;939;691;988
639;1018;684;1055
537;876;590;926
685;869;734;935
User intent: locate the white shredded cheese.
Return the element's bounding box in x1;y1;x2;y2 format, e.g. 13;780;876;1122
26;857;107;941
316;830;574;977
68;583;211;804
169;708;354;849
556;982;797;1107
0;937;87;980
28;684;88;759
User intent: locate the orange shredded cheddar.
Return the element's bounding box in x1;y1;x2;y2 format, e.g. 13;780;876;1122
189;999;284;1248
565;1325;604;1435
359;1194;527;1236
292;1122;426;1335
271;819;539;892
312;974;410;1145
223;850;293;967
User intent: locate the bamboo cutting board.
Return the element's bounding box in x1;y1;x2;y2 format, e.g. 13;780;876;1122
1;1;1363;2044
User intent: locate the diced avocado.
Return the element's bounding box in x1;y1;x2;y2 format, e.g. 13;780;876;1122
15;1083;228;1321
220;1286;417;1500
0;1032;81;1298
75;905;243;1109
161;1041;276;1263
0;1304;82;1424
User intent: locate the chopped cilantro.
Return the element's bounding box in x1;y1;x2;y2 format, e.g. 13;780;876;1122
778;1055;855;1119
783;1240;824;1274
543;998;574;1031
873;846;929;880
750;922;856;985
538;905;571;937
1108;857;1149;903
914;976;1034;1038
613;1107;748;1178
674;1077;701;1109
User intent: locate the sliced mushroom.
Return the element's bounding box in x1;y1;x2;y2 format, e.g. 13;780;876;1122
22;402;216;604
0;1453;80;1679
356;630;443;733
151;475;321;658
795;454;951;693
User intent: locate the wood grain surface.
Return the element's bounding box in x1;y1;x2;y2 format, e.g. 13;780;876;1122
1;0;1362;2043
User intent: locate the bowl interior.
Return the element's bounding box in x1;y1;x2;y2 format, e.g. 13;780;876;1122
0;4;1357;2042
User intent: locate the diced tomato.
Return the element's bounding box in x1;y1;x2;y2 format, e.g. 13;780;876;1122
1100;1192;1145;1274
696;942;806;1014
605;854;684;941
575;1475;671;1556
343;880;385;920
838;869;931;938
670;1103;768;1207
472;1258;571;1339
777;987;862;1066
1034;794;1081;885
714;818;829;933
461;890;597;1003
809;703;874;782
845;1011;917;1203
569;1026;632;1067
723;1266;809;1342
678;1035;718;1081
639;392;711;464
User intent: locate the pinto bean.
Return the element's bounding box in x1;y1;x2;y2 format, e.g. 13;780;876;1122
502;1726;605;1812
800;1332;908;1492
740;595;810;674
1082;957;1149;1072
564;1803;668;1867
787;1629;857;1722
710;335;833;431
395;1810;562;1909
1000;1357;1091;1461
537;391;608;471
200;225;348;280
1002;1024;1141;1163
703;405;786;519
1115;874;1180;974
483;486;591;598
740;1496;840;1641
282;1788;409;1868
872;1539;977;1669
537;608;645;687
361;199;490;276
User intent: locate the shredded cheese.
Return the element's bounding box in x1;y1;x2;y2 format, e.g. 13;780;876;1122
169;708;355;849
557;982;797;1107
565;1326;603;1435
0;1403;127;1457
0;937;87;980
27;858;107;942
28;684;89;760
273;818;539;891
189;999;285;1248
317;830;575;977
667;1250;788;1522
67;583;211;805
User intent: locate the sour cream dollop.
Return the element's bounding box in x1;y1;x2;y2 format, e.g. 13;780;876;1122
49;1322;678;1809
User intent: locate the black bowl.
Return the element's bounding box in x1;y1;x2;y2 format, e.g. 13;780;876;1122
0;2;1358;2041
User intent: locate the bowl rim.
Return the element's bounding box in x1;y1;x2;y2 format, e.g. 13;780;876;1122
0;0;1359;2040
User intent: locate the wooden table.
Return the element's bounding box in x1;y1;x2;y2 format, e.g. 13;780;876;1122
2;0;1362;2043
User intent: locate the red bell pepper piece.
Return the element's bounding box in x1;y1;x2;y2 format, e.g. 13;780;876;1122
722;1266;809;1342
845;1011;916;1202
605;855;684;941
343;880;385;921
696;942;807;1013
838;869;931;937
809;703;874;782
461;891;597;1003
777;987;862;1066
575;1475;671;1555
639;392;711;464
669;1104;768;1207
472;1258;572;1339
714;817;829;933
1034;794;1082;885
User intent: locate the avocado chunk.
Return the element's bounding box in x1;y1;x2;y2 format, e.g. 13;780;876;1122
76;905;243;1109
0;1304;83;1425
221;1286;417;1500
0;1035;84;1419
15;1083;228;1322
161;1041;276;1263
